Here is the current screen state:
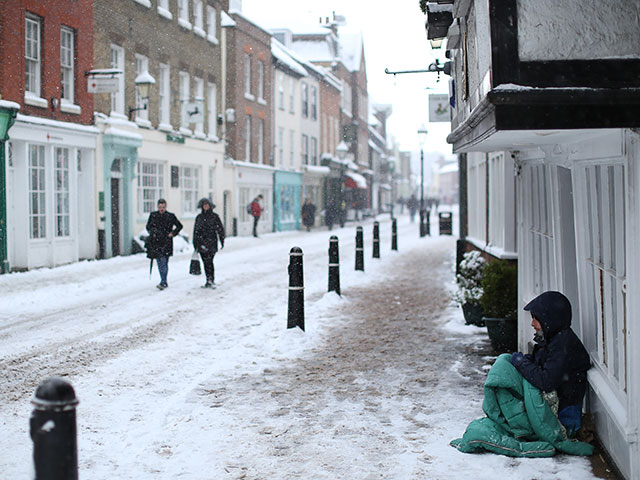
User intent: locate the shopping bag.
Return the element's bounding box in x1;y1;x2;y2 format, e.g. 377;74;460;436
189;251;201;275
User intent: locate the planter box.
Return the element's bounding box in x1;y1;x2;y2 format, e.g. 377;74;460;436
483;317;517;352
462;302;484;326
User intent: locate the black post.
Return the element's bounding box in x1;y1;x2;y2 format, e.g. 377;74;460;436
391;218;398;251
355;226;364;271
328;235;341;295
287;247;304;331
426;208;431;236
30;378;79;480
372;221;380;258
420;209;426;237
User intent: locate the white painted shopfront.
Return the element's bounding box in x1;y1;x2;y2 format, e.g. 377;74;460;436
7;115;97;269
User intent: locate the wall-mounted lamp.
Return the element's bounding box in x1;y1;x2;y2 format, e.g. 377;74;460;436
128;71;156;120
50;97;59;111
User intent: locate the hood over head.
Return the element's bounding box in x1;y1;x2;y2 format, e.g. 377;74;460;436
197;198;215;210
524;290;572;337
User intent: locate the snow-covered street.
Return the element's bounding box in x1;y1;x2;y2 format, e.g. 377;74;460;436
1;212;602;479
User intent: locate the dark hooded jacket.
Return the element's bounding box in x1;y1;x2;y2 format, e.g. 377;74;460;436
193;199;225;255
512;291;591;411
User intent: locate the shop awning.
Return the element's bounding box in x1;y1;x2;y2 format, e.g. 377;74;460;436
344;171;368;189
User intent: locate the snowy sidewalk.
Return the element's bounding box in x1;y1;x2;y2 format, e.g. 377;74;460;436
0;214;604;479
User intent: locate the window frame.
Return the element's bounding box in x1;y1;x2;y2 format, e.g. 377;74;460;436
110;44;125;116
60;26;75;104
25;14;42;97
158;63;171;127
245;115;252;162
137;161;165;215
181;164;200;215
29;144;46;239
54;147;70;237
301;83;309;118
206;5;218;43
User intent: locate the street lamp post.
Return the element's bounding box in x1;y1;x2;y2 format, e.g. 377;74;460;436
417;125;428;237
0;100;20;274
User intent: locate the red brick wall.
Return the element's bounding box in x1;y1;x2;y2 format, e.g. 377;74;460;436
0;0;94;125
225;13;272;164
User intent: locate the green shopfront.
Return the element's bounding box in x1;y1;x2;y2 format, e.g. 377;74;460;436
273;170;302;232
101;129;142;258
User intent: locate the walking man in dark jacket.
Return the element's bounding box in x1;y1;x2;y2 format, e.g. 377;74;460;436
146;198;183;290
193;198;225;288
510;291;591;436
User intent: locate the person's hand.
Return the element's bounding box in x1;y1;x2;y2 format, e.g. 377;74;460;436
168;232;173;237
510;352;524;366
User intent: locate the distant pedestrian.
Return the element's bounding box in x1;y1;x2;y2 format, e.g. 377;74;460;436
193;198;225;288
301;198;316;232
250;194;263;237
145;199;183;290
407;194;419;222
325;200;337;230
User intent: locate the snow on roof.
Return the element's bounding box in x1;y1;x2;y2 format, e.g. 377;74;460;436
272;39;308;77
290;39;335;64
220;11;236;27
16;113;99;134
0;99;21;111
439;162;458;174
228;10;272;36
339;32;363;72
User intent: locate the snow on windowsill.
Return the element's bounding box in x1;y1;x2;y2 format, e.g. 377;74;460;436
194;26;206;38
257;98;267;106
178;18;193;30
179;127;193;136
60;101;81;115
157;6;172;19
207;35;219;45
24;94;48;109
134;0;151;7
135;117;152;129
244;93;255;102
193;131;206;140
207;135;220;143
158;123;173;132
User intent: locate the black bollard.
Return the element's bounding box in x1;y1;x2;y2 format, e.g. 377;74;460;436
355;226;364;271
419;209;426;237
373;221;380;258
287;246;305;331
328;235;341;295
30;377;79;480
391;218;398;251
426;208;431;236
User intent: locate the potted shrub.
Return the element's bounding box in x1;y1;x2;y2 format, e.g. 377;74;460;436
479;259;518;352
453;251;486;326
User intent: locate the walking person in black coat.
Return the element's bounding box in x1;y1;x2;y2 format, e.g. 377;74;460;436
193;198;225;288
301;198;316;232
146;198;183;290
510;291;591;436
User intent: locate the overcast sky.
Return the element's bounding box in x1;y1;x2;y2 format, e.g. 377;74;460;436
241;0;454;158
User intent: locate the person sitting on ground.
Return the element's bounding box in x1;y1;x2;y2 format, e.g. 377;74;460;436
510;291;591;436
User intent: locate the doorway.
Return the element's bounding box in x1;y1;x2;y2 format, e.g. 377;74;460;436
111;177;121;256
